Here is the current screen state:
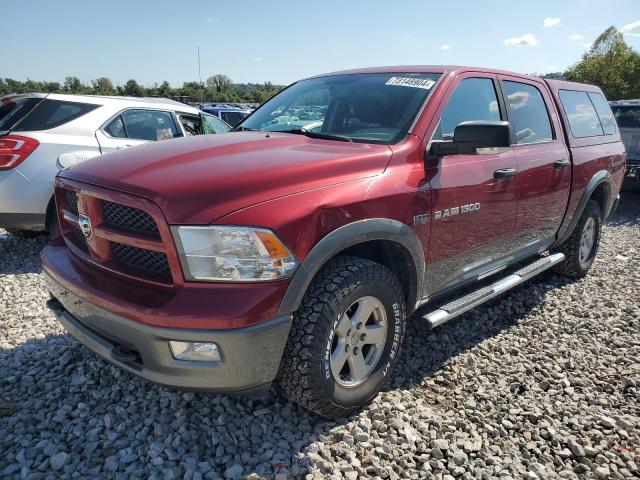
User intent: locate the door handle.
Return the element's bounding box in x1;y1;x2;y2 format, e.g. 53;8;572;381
494;168;517;179
554;159;571;169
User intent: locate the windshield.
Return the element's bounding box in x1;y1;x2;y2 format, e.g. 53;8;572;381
239;73;441;144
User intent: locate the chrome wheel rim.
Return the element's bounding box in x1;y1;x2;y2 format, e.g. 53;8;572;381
330;296;388;387
579;217;596;268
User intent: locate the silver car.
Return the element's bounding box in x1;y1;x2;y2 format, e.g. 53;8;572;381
0;93;231;233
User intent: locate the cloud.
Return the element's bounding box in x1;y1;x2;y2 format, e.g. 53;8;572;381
253;57;264;63
547;66;558;71
504;34;538;47
621;20;640;36
581;42;593;50
440;44;450;50
543;17;562;27
507;91;530;109
569;33;583;41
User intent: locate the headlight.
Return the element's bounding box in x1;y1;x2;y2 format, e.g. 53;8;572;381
172;226;298;282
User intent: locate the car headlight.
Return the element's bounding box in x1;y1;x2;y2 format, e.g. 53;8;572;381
171;226;298;282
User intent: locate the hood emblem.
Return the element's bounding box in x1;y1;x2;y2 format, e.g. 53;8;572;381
78;214;93;239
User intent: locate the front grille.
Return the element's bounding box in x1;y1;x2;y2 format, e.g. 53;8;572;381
58;185;173;284
111;242;170;278
102;201;159;236
64;190;79;216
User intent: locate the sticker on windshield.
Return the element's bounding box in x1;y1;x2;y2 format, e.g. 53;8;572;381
385;77;436;90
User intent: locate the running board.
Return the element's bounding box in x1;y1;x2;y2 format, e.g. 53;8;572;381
423;252;565;329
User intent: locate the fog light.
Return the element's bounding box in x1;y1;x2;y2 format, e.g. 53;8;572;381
169;341;221;362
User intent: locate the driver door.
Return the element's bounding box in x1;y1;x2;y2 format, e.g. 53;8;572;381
424;74;519;296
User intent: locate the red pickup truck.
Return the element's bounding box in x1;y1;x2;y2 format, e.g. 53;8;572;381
42;66;625;418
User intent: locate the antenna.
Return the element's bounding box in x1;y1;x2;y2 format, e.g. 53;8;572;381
197;45;203;104
197;45;202;86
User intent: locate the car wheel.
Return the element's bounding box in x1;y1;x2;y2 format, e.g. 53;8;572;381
553;200;602;278
278;256;406;418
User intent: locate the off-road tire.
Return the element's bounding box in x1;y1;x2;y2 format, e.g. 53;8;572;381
553;200;602;278
278;256;406;418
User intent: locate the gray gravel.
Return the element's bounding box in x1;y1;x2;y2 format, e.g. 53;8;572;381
1;196;639;480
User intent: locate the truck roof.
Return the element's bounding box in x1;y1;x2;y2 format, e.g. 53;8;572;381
309;65;544;82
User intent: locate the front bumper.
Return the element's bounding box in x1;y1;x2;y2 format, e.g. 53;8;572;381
45;271;292;394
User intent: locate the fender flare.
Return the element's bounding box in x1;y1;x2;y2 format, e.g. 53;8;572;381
555;170;611;246
277;218;426;316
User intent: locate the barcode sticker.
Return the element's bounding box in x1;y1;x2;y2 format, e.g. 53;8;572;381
385;77;436;90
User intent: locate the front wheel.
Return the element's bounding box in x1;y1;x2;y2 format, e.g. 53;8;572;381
553;200;602;278
278;256;406;418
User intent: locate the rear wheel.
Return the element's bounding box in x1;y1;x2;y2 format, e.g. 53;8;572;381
278;256;406;418
553;200;602;278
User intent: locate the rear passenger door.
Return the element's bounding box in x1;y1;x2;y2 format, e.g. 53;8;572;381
424;74;519;296
498;76;571;251
96;109;181;154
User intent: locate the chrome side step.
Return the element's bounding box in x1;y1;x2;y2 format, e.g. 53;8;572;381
423;252;565;328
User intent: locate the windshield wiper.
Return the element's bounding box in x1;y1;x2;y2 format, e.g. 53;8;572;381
231;125;261;132
280;128;353;142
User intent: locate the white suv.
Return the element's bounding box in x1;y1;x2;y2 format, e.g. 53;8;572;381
0;93;231;233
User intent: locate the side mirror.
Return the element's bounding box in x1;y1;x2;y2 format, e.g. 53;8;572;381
429;121;510;156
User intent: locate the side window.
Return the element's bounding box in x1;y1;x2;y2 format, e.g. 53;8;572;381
558;90;604;138
119;109;179;141
587;93;616;135
14;99;99;132
202;114;231;134
502;81;554;144
179;114;202;136
436;78;501;140
105;115;126;138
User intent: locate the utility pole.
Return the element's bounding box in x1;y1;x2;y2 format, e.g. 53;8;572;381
197;45;203;104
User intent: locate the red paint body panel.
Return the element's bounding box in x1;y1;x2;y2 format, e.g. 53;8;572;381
62;132;392;224
42;236;288;329
44;65;626;331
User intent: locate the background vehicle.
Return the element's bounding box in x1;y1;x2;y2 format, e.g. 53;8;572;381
43;67;625;418
199;104;252;127
610;99;640;189
0;93;231;233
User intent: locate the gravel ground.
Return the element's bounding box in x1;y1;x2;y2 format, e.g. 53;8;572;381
1;196;638;480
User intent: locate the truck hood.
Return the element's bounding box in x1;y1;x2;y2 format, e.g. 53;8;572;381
60;131;392;224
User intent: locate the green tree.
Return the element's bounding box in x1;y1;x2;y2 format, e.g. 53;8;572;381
63;76;86;93
91;77;116;95
206;74;233;93
565;26;640;99
157;80;172;98
44;81;61;93
123;79;144;97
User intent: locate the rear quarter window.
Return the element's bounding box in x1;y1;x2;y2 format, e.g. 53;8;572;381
14;99;99;132
558;90;603;138
587;92;616;135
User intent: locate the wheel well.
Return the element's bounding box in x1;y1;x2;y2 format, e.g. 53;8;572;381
338;240;417;308
590;182;609;215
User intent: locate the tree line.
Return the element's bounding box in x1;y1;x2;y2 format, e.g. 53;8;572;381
0;74;284;104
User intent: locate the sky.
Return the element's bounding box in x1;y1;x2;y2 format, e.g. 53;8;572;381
2;0;640;87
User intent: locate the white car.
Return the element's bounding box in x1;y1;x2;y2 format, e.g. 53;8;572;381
0;93;231;233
